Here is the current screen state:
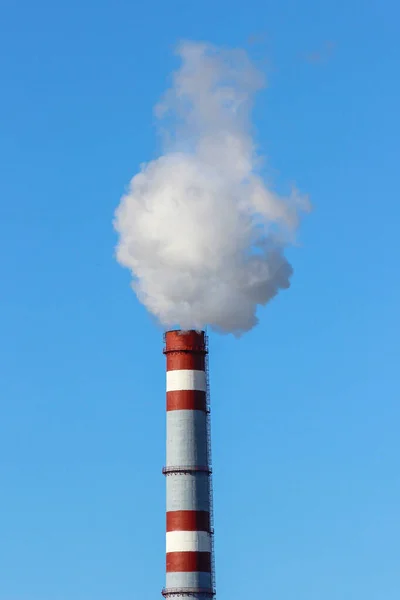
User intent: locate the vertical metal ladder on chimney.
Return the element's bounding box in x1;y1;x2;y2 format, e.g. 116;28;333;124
205;333;216;598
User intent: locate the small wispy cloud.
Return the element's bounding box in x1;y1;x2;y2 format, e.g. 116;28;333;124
303;41;336;64
247;32;268;46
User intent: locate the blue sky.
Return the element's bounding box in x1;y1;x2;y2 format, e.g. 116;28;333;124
1;1;399;599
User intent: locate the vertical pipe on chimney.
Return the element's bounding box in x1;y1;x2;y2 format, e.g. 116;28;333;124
162;330;215;599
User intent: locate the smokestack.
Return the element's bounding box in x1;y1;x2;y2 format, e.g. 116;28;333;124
162;330;215;599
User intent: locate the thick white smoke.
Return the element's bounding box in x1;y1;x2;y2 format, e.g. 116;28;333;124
114;41;309;335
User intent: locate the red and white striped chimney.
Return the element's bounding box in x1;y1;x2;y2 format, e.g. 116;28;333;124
162;330;215;599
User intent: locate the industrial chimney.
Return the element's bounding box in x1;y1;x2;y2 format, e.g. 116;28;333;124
162;330;216;599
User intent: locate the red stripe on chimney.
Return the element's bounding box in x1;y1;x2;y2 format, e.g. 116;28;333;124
166;353;205;371
166;552;212;573
167;390;207;412
167;511;210;532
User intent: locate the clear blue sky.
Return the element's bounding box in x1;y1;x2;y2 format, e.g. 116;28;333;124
1;1;399;599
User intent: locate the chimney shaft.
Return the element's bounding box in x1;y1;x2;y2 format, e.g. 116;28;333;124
162;330;215;599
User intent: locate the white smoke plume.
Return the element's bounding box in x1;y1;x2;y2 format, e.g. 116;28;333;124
114;41;309;335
